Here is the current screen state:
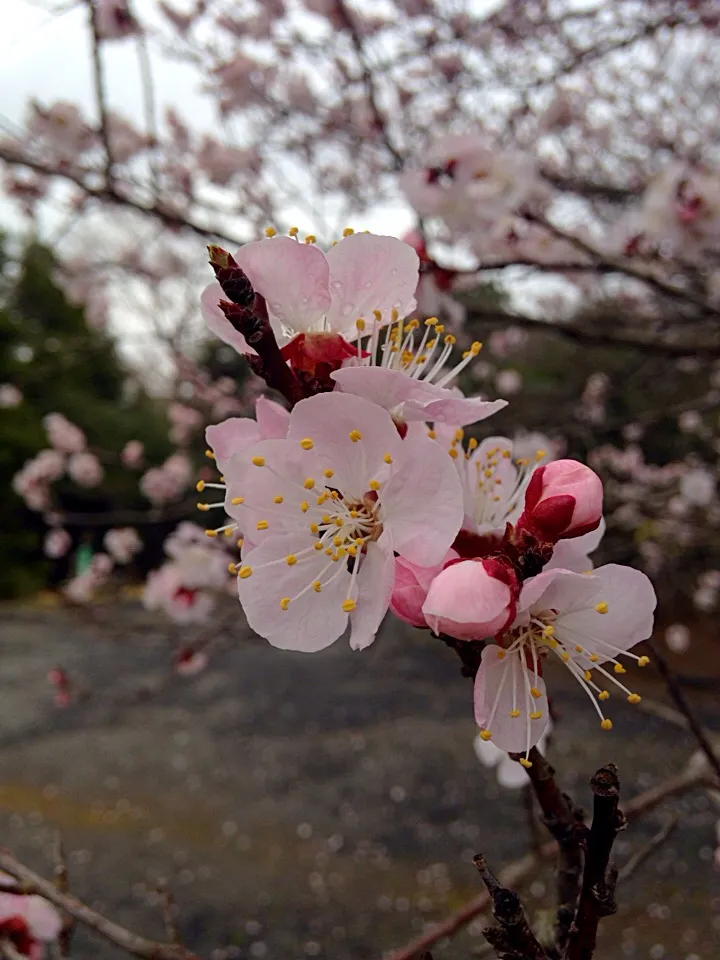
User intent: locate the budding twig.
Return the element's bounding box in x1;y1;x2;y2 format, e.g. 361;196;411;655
473;854;549;960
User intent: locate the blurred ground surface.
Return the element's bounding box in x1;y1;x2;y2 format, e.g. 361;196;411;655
0;600;719;960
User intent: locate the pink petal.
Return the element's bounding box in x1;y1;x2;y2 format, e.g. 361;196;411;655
515;568;601;624
473;646;550;753
205;417;262;474
349;538;395;651
403;395;507;426
200;281;254;355
286;392;402;496
380;431;463;566
237;532;351;651
255;396;290;438
423;560;515;640
234;236;331;332
26;897;63;941
323;233;419;336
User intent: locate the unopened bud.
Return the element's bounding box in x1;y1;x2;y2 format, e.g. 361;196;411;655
207;246;255;307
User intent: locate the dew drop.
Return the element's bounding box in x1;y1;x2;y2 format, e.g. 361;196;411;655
331;280;344;290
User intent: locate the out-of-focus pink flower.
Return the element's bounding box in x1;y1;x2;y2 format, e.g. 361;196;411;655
168;403;203;445
44;529;72;559
389;552;456;628
121;440;144;468
104;528;142;564
68;451;104;488
27;102;95;163
174;647;209;676
0;384;22;408
517;460;603;542
679;467;715;506
423;558;519;640
106;112;149;163
0;870;62;958
201;232;419;354
95;0;141;40
140;453;192;503
12;450;65;511
496;369;523;395
196;138;258;185
665;623;691;654
43;413;86;453
144;565;216;624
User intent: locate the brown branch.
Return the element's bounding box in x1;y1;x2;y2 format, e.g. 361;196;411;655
85;0;116;188
617;815;679;883
514;748;584;953
0;850;200;960
0;148;246;248
383;765;708;960
646;637;720;782
473;855;549;960
565;764;626;960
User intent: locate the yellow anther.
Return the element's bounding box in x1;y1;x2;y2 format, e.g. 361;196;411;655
347;545;357;557
285;554;297;566
427;429;436;439
467;438;478;451
300;438;314;450
280;597;291;611
333;536;343;547
349;430;362;442
519;758;533;769
273;495;284;504
535;449;547;461
627;693;642;704
205;529;217;538
425;316;438;326
309;523;319;533
349;509;359;518
227;562;238;574
304;234;316;244
238;566;252;579
496;650;506;660
301;501;310;513
304;477;315;490
251;456;265;467
321;514;331;524
317;493;329;505
265;226;277;237
373;309;382;322
404;319;420;332
334;517;343;527
584;671;592;682
368;480;381;491
530;687;542;698
614;663;626;674
454;429;464;442
325;547;333;556
470;341;482;355
342;599;356;613
231;496;244;505
502;449;511;458
236;538;244;548
355;318;366;331
561;652;569;663
205;449;215;459
323;468;334;478
444;334;457;345
509;709;521;718
435;324;445;334
314;542;324;551
313;581;322;592
595;601;609;614
196;480;206;492
288;226;299;236
197;503;210;512
589;653;599;662
343;226;354;237
542;625;555;638
637;656;650;667
448;448;459;459
598;690;610;701
529;711;543;720
600;719;613;731
575;645;584;653
479;730;492;741
335;547;346;560
256;520;269;531
223;528;233;537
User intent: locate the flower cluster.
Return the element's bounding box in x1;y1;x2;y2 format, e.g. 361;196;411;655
199;230;657;766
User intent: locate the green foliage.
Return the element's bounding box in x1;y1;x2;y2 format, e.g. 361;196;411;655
0;238;173;598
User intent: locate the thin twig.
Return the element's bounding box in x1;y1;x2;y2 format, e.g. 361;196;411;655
617;815;679;883
473;854;549;960
0;850;200;960
383;765;708;960
84;0;115;188
646;637;720;782
565;764;626;960
52;834;74;957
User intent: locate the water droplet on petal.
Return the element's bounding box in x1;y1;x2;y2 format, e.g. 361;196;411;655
300;296;309;305
364;281;373;289
331;280;343;290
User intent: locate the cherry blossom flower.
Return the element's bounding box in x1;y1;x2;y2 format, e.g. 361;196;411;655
204;396;289;477
201;231;419;355
140;453;192;503
208;392;463;652
665;623;691;654
144;564;216;624
12;450;65;511
43;413;86;453
43;528;72;559
120;440;144;468
68;451;104;488
0;384;22;408
389;551;457;628
332;315;506;426
0;872;62;960
423;558;519;640
516;460;603;543
473;565;656;764
679;467;716;506
474;717;553;789
104;527;142;564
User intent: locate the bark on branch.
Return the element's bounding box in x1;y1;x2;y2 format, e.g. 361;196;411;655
473;855;549;960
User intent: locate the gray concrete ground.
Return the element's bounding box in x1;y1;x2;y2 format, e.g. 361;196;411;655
0;600;718;960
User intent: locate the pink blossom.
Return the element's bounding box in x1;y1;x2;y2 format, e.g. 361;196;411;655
389;552;456;628
197;138;258;185
106;112;149;163
27;102;94;162
121;440;144;468
665;623;691;654
144;564;217;624
679;467;715;506
0;872;62;959
44;529;72;559
43;413;86;453
68;451;104;487
104;528;142;564
0;384;22;408
168;403;203;445
140;454;192;503
496;369;523;395
206;396;289;476
423;558;519;640
174;648;209;676
12;450;65;511
474;565;656;760
201;232;419;354
218;391;464;652
95;0;140;40
516;460;603;542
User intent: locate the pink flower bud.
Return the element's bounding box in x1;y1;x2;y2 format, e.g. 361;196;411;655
517;460;603;542
389;553;456;628
422;558;519;641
